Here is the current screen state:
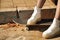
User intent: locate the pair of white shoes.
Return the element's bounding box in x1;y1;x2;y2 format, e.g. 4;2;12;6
27;6;60;38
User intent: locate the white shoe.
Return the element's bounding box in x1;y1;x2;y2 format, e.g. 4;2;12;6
27;6;41;25
42;18;60;38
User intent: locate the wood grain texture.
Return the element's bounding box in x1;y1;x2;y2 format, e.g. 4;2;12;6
0;0;56;10
0;0;13;8
0;0;56;24
0;23;60;40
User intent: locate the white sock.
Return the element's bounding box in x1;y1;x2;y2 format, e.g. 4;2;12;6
42;18;60;38
27;6;42;25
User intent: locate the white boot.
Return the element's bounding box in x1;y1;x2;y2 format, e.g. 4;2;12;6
42;18;60;38
27;6;41;25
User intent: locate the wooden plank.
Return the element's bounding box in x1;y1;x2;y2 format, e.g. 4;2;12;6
16;9;55;24
13;0;26;7
0;0;15;12
0;11;17;23
1;2;13;8
24;0;36;7
0;8;16;12
0;8;55;24
26;19;52;29
42;0;56;9
1;0;12;2
0;0;56;11
0;0;13;8
13;0;24;4
15;0;56;10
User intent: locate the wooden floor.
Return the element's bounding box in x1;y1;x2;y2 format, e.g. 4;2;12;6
0;0;56;11
0;23;60;40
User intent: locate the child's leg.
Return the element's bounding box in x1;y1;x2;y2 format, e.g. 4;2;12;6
27;0;46;25
55;0;60;20
51;0;58;5
37;0;46;8
43;0;60;38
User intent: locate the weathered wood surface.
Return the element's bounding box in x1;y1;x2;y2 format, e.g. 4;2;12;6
0;23;60;40
0;9;55;24
0;0;56;11
0;0;56;24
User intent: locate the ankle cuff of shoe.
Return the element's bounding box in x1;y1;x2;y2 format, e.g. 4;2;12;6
34;6;42;13
53;18;60;24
